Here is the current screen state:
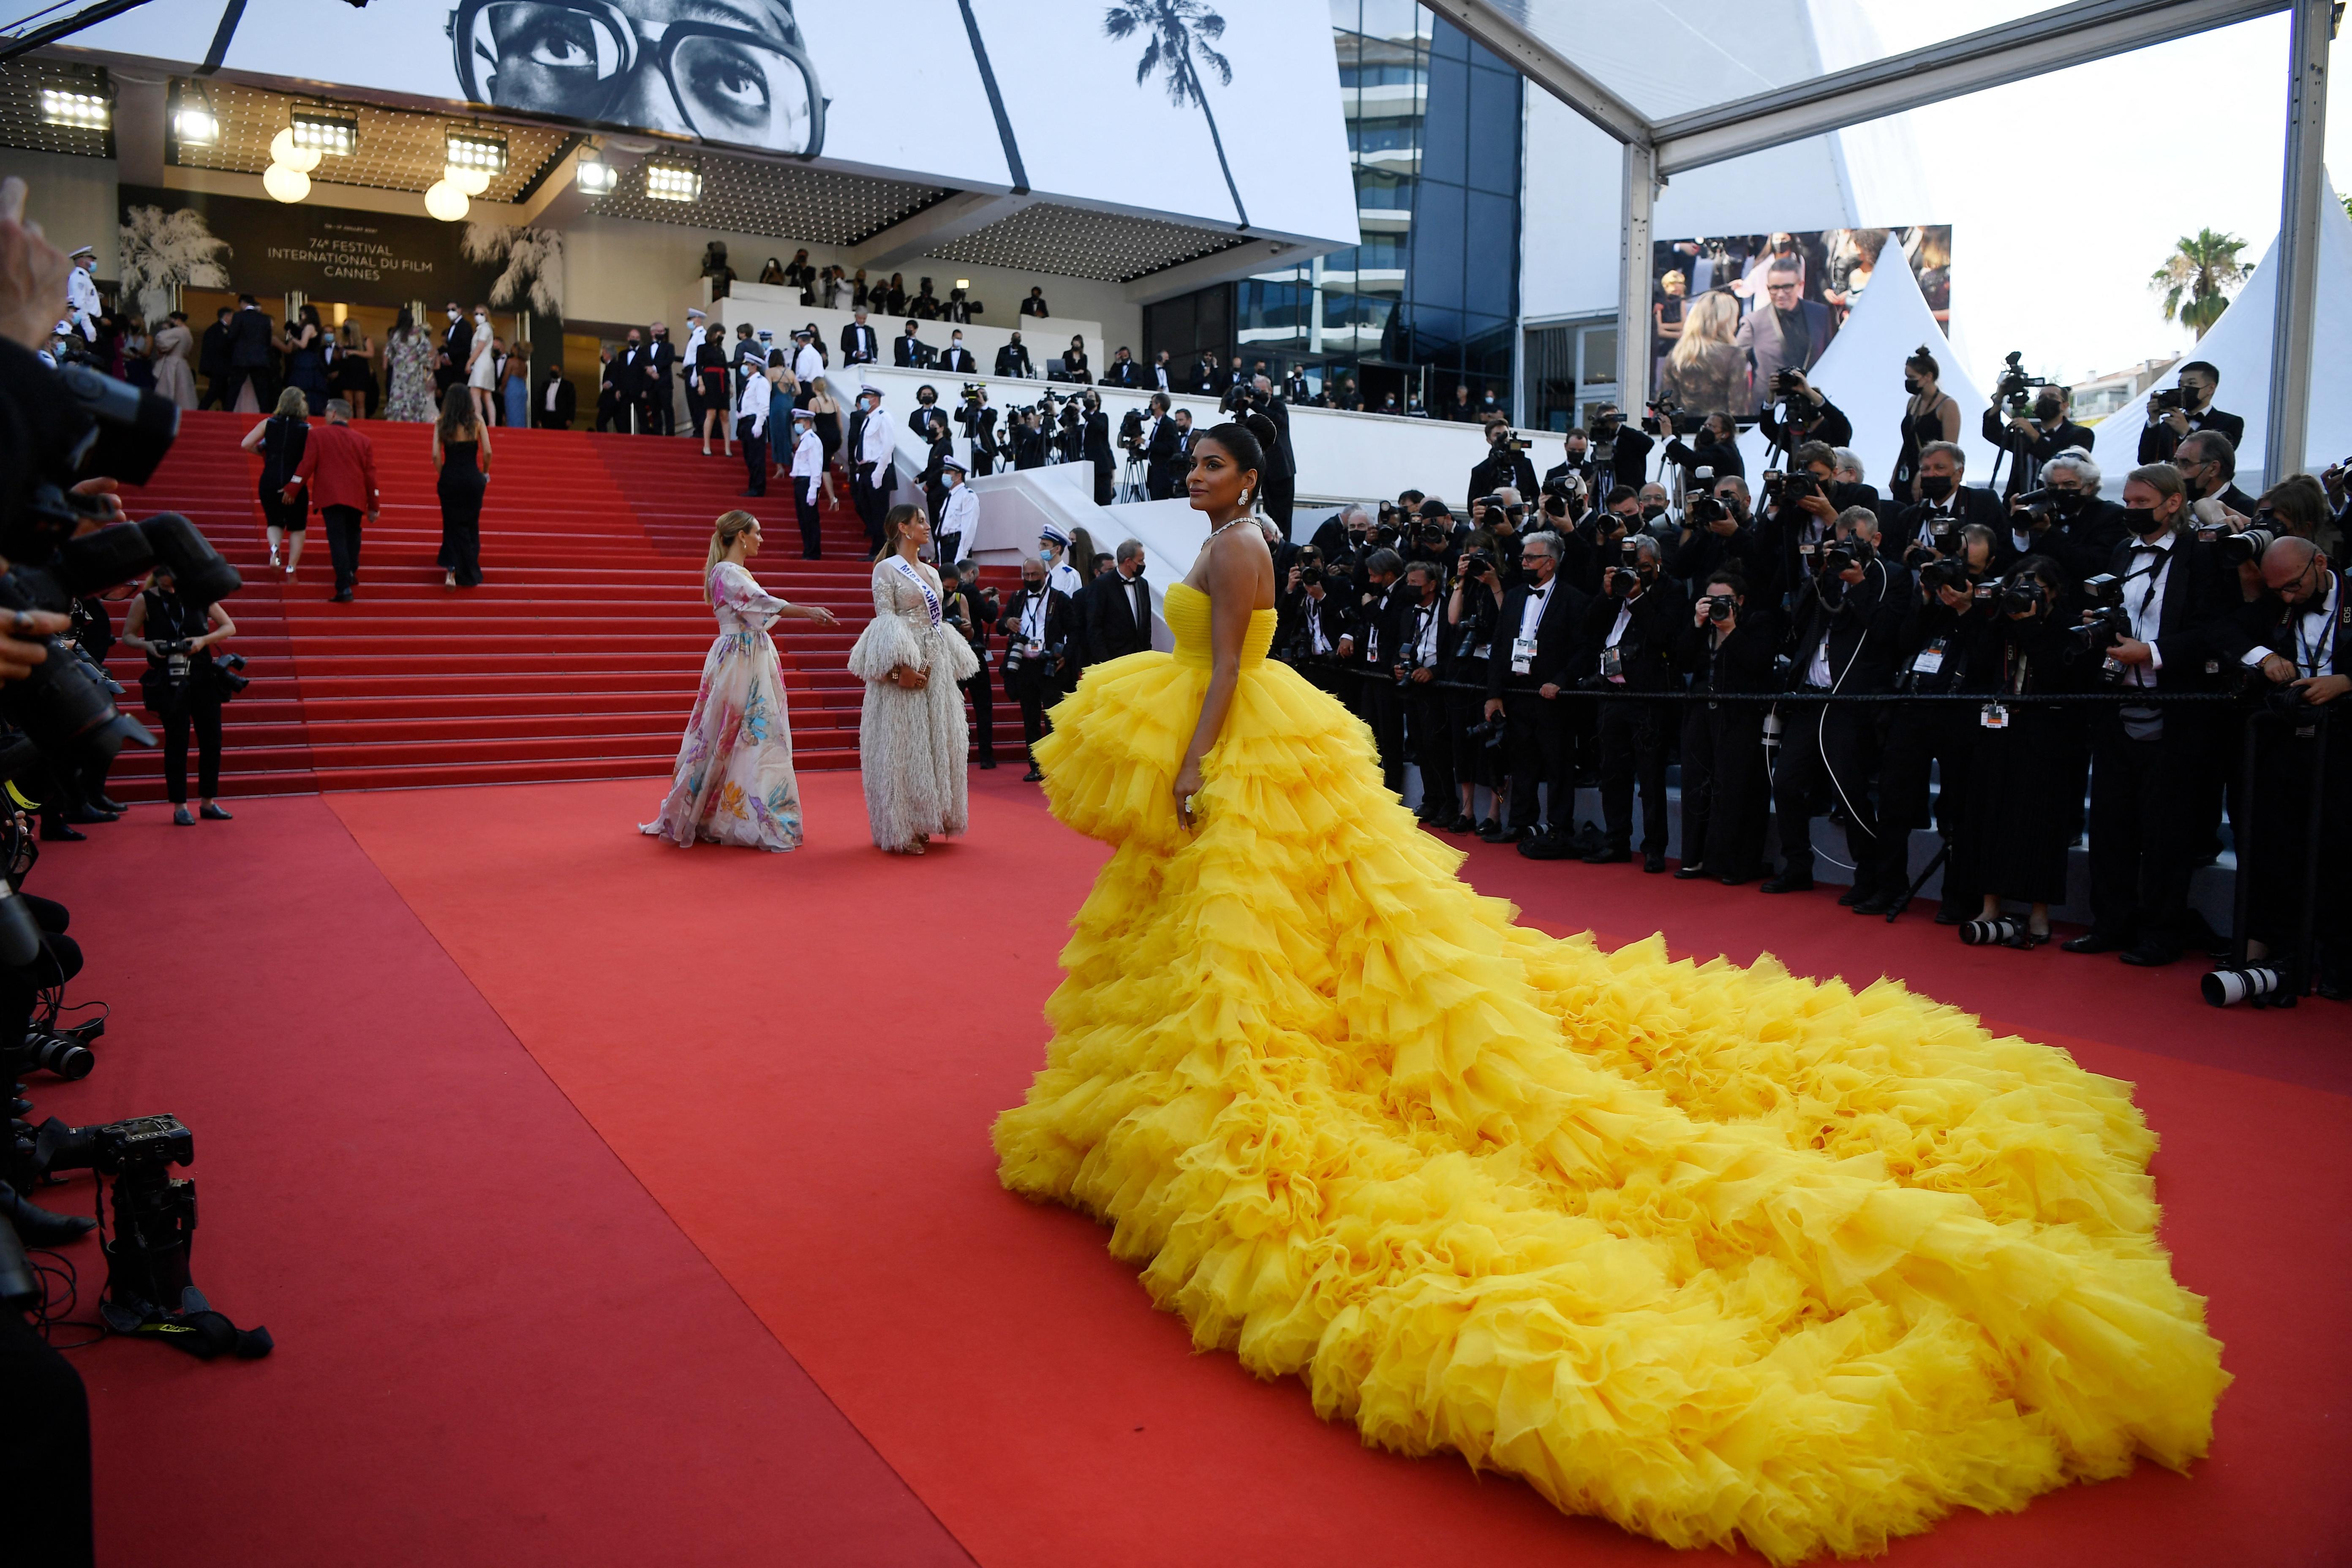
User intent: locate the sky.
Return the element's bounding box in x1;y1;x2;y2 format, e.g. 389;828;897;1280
1827;2;2339;390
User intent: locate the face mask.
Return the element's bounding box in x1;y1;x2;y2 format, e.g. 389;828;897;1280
448;310;460;322
1919;474;1954;502
2124;505;2163;536
2180;471;2208;501
1641;504;1665;521
1902;375;1920;395
2054;490;2088;517
2035;397;2062;421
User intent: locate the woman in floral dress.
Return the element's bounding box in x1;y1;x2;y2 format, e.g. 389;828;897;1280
641;511;838;850
381;307;437;423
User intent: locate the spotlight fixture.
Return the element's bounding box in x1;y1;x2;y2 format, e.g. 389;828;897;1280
444;163;491;197
576;153;618;196
262;163;311;204
40;88;109;130
267;127;322;174
169;82;218;147
445;129;508;176
423;179;470;222
642;163;700;203
289;108;358;157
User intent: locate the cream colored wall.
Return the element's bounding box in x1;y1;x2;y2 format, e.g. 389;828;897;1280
3;150;121;277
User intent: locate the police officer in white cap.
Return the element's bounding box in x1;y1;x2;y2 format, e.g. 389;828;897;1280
788;406;825;558
936;455;976;568
682;306;709;429
1039;521;1083;599
65;244;100;341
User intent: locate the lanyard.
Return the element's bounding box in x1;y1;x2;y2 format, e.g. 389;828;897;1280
1019;590;1048;642
891;557;942;627
2293;582;2338;676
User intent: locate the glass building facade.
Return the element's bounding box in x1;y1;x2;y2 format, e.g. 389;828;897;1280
1142;2;1523;417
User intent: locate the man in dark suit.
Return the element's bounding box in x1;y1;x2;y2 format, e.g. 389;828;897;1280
2174;430;2258;517
1484;530;1590;847
595;349;621;431
2239;536;2350;994
1764;507;1911;906
1340;548;1410;793
1148;350;1174;392
1284;565;1357;696
1188;353;1218;396
611;330;649;431
1000;557;1078;781
1284;366;1310;404
1080;391;1115;507
1468;421;1538;503
1734;258;1836;411
2136;360;2244;464
938;330;977;374
197;306;232;409
221;295;274;413
2004;449;2128;585
1081;539;1154;666
642;322;678;435
1888;442;2004;558
1102;348;1140;388
2063;466;2246;967
534;362;577;429
994;332;1033;379
1390;559;1456;824
1565;534;1687;870
893;320;930;368
1247;376;1298;533
1019;286;1050;319
1143;394;1183;499
436;301;471;400
840;308;880;365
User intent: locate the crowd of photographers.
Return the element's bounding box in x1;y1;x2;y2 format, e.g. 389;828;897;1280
1271;382;2348;1005
3;177;280;1566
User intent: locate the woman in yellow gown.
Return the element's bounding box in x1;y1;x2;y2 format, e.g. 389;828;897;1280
992;424;2227;1565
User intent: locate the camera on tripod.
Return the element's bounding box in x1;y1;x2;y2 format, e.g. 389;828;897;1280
1995;350;2053;416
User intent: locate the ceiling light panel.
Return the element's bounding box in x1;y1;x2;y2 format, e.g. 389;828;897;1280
289;107;357;157
160;79;566;200
0;61;113;156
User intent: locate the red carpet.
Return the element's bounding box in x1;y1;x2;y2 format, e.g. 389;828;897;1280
27;776;2352;1565
105;410;1028;800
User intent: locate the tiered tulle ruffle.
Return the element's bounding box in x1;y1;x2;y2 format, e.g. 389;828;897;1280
993;587;2227;1565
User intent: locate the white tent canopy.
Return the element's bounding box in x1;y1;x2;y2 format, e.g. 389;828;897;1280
1735;252;2002;490
2086;175;2352;482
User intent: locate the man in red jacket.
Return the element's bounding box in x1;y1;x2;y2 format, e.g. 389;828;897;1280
284;399;379;602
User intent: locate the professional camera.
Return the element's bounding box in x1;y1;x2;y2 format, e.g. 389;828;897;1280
1918;557;1974;596
1997;576;2047;617
16;1016;101;1081
961;382;988;403
2216;526;2275;564
2071;572;2133;667
2151;387;2185;414
1769;368;1804;403
1706;594;1735;624
1995;350;2053;416
2013;486;2062;524
1685;489;1727;528
1821;536;1871;575
1457;550;1492;581
1462;714;1506;751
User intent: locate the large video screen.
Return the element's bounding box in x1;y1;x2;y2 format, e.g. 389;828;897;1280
63;0;1358;246
1649;226;1951;418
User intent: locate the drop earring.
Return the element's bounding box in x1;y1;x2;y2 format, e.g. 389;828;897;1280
1241;488;1252;506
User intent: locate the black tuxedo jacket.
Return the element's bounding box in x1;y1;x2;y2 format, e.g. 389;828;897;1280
229;309;275;369
2102;531;2245;691
1103;359;1139;388
199;321;230;378
1470;449;1538;502
612;346;648;400
1888;485;2006;557
438;318;471;372
1081;570;1154;664
643;340;677;390
1001;586;1079;686
893;335;928;368
1783;556;1911;693
1576;579;1687;690
994;343;1032;378
1082;411;1113;467
534;377;578;428
939;346;976;373
2137;405;2247;464
1489;577;1591;697
840;323;879;363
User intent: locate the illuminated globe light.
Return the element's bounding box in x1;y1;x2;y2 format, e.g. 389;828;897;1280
267;128;321;174
261;162;311;204
444;163;491;198
423;179;470;222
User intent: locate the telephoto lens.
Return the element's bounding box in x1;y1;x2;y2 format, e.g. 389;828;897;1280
1960;917;2021;946
19;1026;94;1081
2202;966;2284;1007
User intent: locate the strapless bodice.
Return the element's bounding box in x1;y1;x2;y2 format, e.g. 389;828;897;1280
1165;580;1277;669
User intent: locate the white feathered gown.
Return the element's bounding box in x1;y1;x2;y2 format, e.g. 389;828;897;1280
847;556;977;850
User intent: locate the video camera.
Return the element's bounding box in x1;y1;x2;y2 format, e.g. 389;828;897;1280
1995;350;2054;417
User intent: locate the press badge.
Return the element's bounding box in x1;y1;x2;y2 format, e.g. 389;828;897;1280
1910;643;1945;675
1600;645;1623;680
1512;635;1537;675
1979;702;2009;730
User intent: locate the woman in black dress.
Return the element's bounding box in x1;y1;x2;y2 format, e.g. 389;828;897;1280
696;332;731;456
285;303;331;414
433;384;490;588
240;386;310;579
335;319;377;417
1889;343;1961;505
1956;554;2081;947
807;375;844;507
1063;334;1091;384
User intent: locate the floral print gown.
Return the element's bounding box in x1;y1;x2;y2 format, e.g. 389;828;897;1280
640;561;806;850
383;332;438;423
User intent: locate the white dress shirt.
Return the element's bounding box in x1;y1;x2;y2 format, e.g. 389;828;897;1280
1517;580;1554;642
858;406;896;469
66;265;100;339
794;343;823;384
939;485;978;555
790;426;822;484
735;371;770;437
2121;530;2176;687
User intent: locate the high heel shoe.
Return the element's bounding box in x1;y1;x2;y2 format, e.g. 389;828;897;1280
2008;926;2051;950
702;443;712;457
268;547;281;569
444;571;457;588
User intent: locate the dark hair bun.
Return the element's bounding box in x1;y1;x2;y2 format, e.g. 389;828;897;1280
1200;420;1266;477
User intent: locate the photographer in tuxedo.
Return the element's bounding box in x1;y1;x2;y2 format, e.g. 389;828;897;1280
2173;430;2258;518
1673;570;1778;884
1890;441;2003;558
1983;382;2096;498
1470;421;1538;504
1143;394;1184;499
1080;391;1114;506
1081;539;1153;666
1389;560;1456;825
1001;556;1078;781
642;322;678;435
1484;531;1590;847
2233;536;2350;997
1248;375;1298;532
1661;410;1746;487
2136;360;2243;465
1343;548;1410;793
2064;463;2244;967
2003;450;2129;586
1766;506;1910;904
1103;347;1140;388
1585;405;1654;506
841;308;880;366
1562;534;1684;869
1756;367;1853;457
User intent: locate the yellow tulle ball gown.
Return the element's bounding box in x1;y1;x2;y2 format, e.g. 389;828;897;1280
993;580;2229;1564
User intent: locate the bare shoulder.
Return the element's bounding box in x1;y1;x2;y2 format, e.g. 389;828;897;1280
1205;523;1277;609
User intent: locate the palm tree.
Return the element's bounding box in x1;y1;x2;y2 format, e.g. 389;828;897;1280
461;223;565;315
2148;228;2250;340
117;204;231;324
1105;1;1248;229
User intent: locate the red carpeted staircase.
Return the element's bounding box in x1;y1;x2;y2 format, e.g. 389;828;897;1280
103;409;1018;800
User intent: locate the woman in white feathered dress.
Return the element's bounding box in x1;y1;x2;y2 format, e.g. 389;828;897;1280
847;504;976;854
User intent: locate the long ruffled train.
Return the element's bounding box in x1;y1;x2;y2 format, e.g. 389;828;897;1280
992;586;2226;1564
